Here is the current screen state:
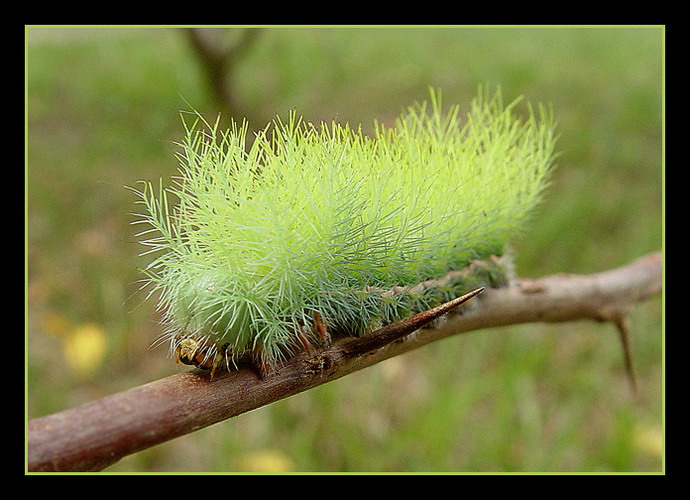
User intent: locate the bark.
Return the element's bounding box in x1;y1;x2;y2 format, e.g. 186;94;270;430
27;251;662;472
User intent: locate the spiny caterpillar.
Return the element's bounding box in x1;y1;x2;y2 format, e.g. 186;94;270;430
132;87;557;377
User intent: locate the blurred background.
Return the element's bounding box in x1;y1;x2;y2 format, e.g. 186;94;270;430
26;26;663;472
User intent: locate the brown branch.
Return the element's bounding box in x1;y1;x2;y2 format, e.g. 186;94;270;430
27;251;662;472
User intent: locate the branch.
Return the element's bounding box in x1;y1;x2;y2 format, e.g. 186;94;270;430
27;251;662;472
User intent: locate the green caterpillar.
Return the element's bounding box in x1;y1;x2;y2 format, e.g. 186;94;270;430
132;87;557;376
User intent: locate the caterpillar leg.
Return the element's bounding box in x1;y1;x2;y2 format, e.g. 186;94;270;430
296;325;314;354
251;344;273;379
313;311;330;345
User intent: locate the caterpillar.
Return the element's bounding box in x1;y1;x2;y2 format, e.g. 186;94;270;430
132;87;557;377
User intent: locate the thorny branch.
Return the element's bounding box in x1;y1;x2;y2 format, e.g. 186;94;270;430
27;251;662;472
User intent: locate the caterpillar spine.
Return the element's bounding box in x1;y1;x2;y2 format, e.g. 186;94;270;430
131;87;557;376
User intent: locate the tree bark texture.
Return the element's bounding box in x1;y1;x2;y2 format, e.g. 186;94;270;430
27;251;662;472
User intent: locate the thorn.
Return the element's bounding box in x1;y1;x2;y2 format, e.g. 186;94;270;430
344;287;486;355
613;314;638;395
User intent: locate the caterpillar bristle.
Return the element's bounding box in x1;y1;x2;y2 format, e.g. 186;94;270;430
135;86;556;376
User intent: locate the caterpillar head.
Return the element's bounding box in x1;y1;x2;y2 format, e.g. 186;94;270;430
173;334;230;378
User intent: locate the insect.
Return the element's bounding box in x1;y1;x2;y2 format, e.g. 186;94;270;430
134;87;556;377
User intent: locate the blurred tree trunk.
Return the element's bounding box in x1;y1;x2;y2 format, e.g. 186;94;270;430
184;28;262;124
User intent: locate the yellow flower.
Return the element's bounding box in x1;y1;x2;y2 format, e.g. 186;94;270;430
63;323;107;378
633;424;663;458
238;449;294;473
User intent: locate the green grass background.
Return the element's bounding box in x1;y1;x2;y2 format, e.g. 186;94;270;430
26;26;663;473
